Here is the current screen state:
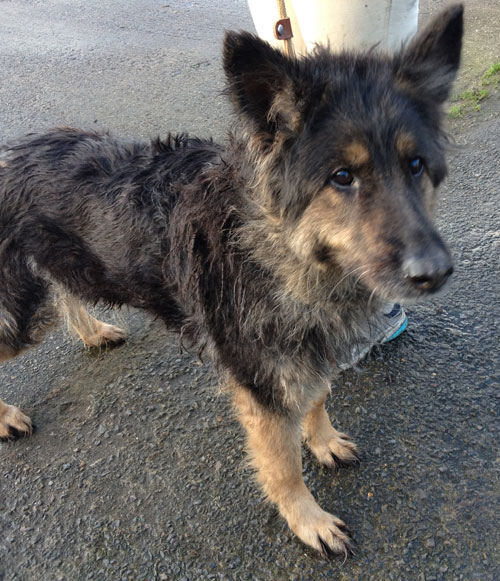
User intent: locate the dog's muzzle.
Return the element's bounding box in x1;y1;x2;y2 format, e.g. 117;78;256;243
401;246;453;293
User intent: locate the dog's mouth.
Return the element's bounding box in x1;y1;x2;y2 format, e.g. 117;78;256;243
314;232;454;302
359;254;454;303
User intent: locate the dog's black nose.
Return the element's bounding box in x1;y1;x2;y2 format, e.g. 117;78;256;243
402;252;453;293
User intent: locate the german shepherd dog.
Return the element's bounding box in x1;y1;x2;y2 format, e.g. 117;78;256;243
0;5;463;557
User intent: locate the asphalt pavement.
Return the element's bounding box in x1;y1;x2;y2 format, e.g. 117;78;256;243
0;1;499;579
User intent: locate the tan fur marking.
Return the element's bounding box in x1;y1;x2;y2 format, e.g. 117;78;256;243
344;141;370;166
396;132;417;157
0;160;7;168
0;313;20;361
0;399;32;439
0;344;18;362
59;293;127;348
0;311;17;336
290;189;351;261
232;383;352;556
303;395;359;468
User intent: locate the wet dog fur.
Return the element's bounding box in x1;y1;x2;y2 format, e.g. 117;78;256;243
0;5;463;556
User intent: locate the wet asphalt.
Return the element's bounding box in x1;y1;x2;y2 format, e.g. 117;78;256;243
0;1;499;580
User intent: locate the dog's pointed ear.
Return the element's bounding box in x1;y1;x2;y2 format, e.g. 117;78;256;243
223;31;301;139
395;4;464;103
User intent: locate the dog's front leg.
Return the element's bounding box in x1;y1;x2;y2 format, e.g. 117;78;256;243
303;393;359;469
232;384;354;558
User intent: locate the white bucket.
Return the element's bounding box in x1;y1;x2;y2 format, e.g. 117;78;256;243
247;0;419;55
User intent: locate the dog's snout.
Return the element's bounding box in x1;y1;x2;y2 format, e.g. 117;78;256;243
402;250;453;293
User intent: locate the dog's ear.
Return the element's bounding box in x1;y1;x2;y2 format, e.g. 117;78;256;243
395;3;464;103
223;31;302;138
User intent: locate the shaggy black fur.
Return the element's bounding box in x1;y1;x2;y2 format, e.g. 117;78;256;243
0;3;464;556
0;6;463;413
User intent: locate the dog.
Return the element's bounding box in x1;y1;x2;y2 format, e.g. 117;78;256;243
0;4;463;557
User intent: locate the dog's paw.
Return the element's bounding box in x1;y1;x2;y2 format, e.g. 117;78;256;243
288;499;355;559
0;404;33;441
307;430;359;469
83;322;127;348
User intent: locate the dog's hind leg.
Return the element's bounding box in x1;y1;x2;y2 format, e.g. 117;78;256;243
303;393;359;469
0;312;33;439
232;384;354;558
0;399;33;440
58;292;127;349
0;260;59;439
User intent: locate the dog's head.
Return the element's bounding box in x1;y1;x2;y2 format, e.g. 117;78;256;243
223;4;463;303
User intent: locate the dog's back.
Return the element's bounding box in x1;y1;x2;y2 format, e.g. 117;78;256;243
0;129;225;321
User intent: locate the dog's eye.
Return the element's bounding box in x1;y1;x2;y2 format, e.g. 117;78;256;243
330;169;354;187
409;157;424;177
